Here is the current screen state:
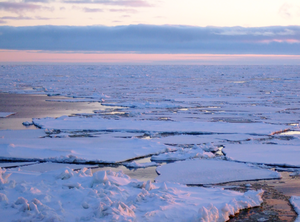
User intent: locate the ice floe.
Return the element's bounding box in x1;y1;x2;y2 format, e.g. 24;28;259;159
0;167;264;222
224;144;300;167
290;196;300;222
151;145;215;162
1;65;300;221
0;162;37;168
155;159;281;185
0;112;15;118
123;161;159;168
32;116;290;135
0;130;170;163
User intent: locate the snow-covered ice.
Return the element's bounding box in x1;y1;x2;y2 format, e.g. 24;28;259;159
156;159;281;185
1;65;300;221
0;112;15;118
123;161;159;168
0;167;264;222
224;144;300;167
151;145;215;161
0;162;37;168
0;130;170;163
32;116;290;135
290;196;300;222
11;162;95;173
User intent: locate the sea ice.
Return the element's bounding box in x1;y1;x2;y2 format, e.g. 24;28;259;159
0;162;37;168
0;130;170;163
155;159;281;185
11;162;95;173
0;112;15;118
1;65;300;221
32;116;290;135
123;161;159;168
224;144;300;167
151;145;215;161
152;134;258;145
0;167;264;222
290;196;300;222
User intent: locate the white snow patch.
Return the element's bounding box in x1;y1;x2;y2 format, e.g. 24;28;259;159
0;167;264;222
156;159;281;185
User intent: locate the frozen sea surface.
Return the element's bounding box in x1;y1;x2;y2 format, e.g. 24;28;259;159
0;167;264;222
0;112;15;118
0;65;300;221
155;159;281;185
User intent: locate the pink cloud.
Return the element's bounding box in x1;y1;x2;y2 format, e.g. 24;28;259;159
1;50;300;65
254;39;300;44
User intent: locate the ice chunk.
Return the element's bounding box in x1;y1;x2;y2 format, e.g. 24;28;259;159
123;161;159;168
22;121;33;126
0;112;15;118
156;159;281;185
290;196;300;222
33;116;290;135
151;147;215;161
0;130;168;163
224;143;300;167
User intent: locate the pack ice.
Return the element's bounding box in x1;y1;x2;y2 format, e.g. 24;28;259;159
0;130;169;163
1;65;300;221
0;167;264;222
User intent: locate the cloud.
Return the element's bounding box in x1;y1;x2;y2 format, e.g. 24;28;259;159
82;7;103;12
22;0;51;2
279;3;300;19
0;16;58;20
62;0;152;7
0;25;299;54
109;8;137;13
0;2;53;14
216;27;296;36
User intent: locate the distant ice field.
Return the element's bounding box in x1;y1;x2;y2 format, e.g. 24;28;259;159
0;65;299;163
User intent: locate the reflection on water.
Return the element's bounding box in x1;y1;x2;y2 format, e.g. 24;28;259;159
0;93;115;130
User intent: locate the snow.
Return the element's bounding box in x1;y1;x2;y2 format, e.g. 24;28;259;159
0;130;169;163
0;167;264;222
290;196;300;222
155;159;281;185
223;144;300;167
0;112;15;118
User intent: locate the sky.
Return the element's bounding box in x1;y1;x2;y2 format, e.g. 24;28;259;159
0;0;300;64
